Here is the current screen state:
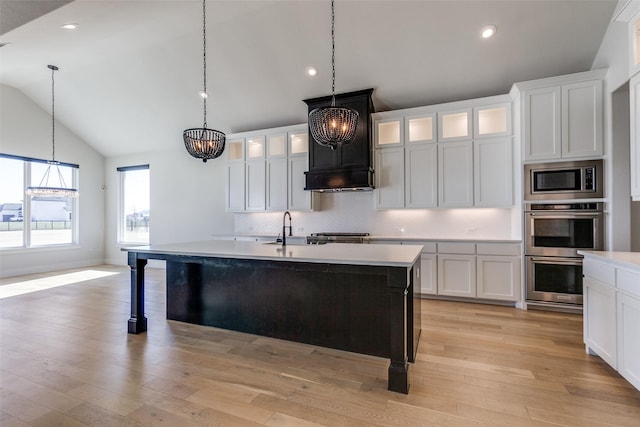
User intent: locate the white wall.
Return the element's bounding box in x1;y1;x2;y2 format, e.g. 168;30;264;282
233;192;517;240
104;148;234;265
0;84;105;278
592;0;640;251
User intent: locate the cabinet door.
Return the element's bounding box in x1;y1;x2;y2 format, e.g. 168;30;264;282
374;117;403;148
583;277;617;368
617;293;640;390
630;74;640;201
419;253;437;295
438;109;472;142
523;86;561;160
438;140;473;207
245;160;266;211
405;144;437;208
476;255;520;301
375;147;405;209
266;158;287;211
474;103;511;138
289;156;312;211
474;138;513;207
226;162;245;212
405;114;436;144
437;254;476;297
562;80;603;158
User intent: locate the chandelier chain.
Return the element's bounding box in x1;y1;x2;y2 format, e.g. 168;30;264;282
331;0;336;106
202;0;207;128
51;65;56;161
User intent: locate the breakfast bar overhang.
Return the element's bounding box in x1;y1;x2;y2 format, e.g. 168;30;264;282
124;240;422;394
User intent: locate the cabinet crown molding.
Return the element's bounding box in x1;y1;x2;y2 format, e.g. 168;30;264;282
512;69;608;93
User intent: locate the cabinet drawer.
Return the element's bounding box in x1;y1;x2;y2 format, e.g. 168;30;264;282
412;241;437;253
476;243;521;256
617;268;640;299
437;242;476;254
583;260;615;286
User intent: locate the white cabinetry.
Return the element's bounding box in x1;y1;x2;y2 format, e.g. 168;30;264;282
225;124;312;212
373;94;512;209
584;276;617;367
226;139;245;212
406;144;437;208
618;293;640;391
582;254;640;391
437;243;476;298
417;242;437;295
375;147;405;209
476;243;521;301
474;138;513;207
245;136;266;211
438;141;473;207
372;240;522;303
630;73;640;201
518;71;604;161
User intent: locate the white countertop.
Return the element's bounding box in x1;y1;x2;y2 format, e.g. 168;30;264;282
578;251;640;271
212;233;521;244
125;240;423;267
367;236;521;243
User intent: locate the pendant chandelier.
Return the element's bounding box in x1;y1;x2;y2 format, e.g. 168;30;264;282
26;65;79;199
308;0;359;150
183;0;225;162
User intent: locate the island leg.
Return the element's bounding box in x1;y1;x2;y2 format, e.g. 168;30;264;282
388;285;409;393
128;252;148;334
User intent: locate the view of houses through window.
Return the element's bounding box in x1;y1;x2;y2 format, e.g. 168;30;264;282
0;154;77;249
118;165;150;244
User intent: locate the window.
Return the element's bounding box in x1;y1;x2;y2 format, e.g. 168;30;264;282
0;153;79;249
118;165;150;244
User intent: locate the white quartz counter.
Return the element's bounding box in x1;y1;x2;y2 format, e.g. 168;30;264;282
211;233;521;244
578;251;640;271
126;240;423;267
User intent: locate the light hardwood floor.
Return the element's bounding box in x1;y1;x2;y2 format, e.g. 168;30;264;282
1;265;639;426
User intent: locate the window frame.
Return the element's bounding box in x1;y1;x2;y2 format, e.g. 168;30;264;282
117;164;150;245
0;153;79;250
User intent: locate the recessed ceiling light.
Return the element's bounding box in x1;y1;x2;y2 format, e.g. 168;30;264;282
306;66;318;77
61;23;78;30
481;25;497;39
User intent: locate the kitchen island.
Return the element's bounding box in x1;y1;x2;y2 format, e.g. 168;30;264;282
124;240;423;393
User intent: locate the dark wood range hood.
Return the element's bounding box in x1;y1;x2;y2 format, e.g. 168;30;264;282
303;88;375;191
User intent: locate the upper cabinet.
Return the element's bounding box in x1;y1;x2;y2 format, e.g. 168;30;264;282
225;124;313;212
438;109;472;141
474;103;511;138
515;70;605;161
372;94;513;210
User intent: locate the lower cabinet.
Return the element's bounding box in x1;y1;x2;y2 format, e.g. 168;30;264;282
419;252;437;295
617;293;640;390
582;255;640;392
476;255;521;301
583;277;617;367
401;241;521;302
438;254;476;297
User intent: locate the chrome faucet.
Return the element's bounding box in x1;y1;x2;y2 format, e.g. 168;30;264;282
282;211;292;246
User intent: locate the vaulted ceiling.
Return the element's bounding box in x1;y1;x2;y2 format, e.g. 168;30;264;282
0;0;618;158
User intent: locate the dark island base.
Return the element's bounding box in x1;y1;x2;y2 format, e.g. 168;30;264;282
127;253;420;394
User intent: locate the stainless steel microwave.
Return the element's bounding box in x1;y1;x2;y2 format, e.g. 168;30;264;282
524;160;603;201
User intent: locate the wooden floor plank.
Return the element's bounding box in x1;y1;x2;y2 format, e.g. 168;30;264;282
1;265;640;426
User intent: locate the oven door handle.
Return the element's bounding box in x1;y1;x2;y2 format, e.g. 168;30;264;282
529;257;582;264
526;212;602;217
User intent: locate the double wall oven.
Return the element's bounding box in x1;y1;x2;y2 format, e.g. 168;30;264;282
525;203;603;305
524;159;604;307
